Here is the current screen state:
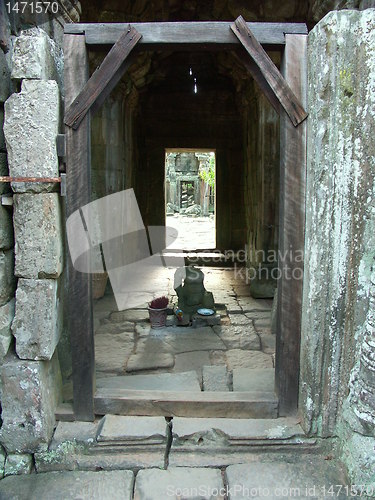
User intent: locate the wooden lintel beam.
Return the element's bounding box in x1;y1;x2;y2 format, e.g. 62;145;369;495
232;52;280;115
64;25;142;130
231;16;308;127
64;21;308;47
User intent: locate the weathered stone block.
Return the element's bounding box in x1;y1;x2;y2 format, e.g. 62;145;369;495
12;279;59;360
301;9;375;439
13;194;63;278
4;79;59;193
0;298;15;360
0;49;11;103
0;352;61;453
0;204;13;250
0;250;16;306
11;28;56;80
4;454;33;476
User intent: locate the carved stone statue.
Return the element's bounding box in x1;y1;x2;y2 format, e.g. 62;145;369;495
174;266;215;316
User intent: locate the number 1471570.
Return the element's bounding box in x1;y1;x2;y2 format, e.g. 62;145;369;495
6;2;59;14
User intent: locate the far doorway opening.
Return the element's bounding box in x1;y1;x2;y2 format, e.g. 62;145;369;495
165;149;216;250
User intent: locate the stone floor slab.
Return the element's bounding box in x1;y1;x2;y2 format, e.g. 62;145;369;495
226;350;273;370
0;470;134;500
134;467;224;500
126;352;174;372
225;458;348;499
238;297;272;312
95;332;134;374
110;309;149;323
213;325;260;350
96;371;201;392
202;365;229;391
232;368;275;392
96;321;135;335
97;415;167;444
173;351;210;381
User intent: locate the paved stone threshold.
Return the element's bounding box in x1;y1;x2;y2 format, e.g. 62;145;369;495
0;416;348;500
0;415;349;499
33;415;317;473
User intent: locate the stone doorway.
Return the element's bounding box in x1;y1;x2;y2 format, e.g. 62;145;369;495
64;21;307;420
165;150;216;250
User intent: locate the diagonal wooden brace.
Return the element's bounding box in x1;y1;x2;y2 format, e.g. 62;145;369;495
64;25;142;130
231;16;308;127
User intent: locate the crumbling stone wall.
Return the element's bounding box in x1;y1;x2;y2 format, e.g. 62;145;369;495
0;12;67;474
301;8;375;487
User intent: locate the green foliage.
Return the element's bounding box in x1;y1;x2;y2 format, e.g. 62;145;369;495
199;155;215;187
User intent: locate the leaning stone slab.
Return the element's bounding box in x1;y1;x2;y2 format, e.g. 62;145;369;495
126;352;174;372
4;453;33;476
0;470;134;500
97;371;201;392
11;28;57;81
226;350;273;370
0;352;61;453
13;194;63;278
134;467;225;500
233;368;275;393
0;298;15;359
202;365;229;391
97;415;167;445
12;279;60;360
0;250;16;306
4;79;59;193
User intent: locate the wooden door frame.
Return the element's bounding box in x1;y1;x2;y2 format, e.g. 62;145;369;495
64;21;308;421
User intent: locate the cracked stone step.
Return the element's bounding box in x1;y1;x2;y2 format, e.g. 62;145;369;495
0;470;134;500
96;371;201;392
225;458;349;499
50;420;100;450
134;467;225;500
171;416;305;448
97;415;168;445
232;368;275;392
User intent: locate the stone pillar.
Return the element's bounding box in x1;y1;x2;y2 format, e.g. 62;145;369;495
0;28;63;454
300;9;375;484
